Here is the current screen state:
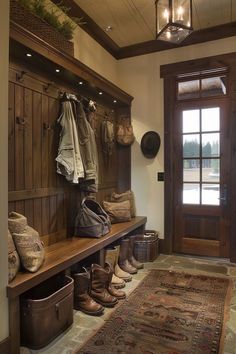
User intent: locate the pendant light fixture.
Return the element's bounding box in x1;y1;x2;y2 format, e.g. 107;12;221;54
155;0;193;43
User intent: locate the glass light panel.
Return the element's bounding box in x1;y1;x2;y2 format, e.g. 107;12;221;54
173;0;191;27
183;183;200;204
183;159;200;182
183;109;199;133
178;80;200;100
202;76;226;97
202;107;220;132
202;159;220;182
202;133;220;157
157;0;170;33
183;134;200;157
202;184;220;205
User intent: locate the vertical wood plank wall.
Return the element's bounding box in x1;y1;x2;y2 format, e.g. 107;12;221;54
8;59;131;246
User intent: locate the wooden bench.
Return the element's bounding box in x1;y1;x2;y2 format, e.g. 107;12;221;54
7;216;147;354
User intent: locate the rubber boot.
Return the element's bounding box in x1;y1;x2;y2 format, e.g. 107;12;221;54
114;245;132;282
128;235;144;269
118;239;137;274
73;272;104;316
90;264;118;307
105;248;126;289
104;262;126;300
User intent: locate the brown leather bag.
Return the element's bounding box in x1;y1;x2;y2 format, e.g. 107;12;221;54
74;198;111;237
102;200;131;224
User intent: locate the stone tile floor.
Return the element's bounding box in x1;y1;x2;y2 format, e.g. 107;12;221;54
20;254;236;354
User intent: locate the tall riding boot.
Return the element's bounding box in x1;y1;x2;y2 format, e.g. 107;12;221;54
128;236;144;269
118;239;137;274
105;248;126;289
73;272;104;316
104;262;126;300
90;264;118;307
114;245;132;282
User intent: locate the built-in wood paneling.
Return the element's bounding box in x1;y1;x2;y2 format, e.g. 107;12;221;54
9;59;131;244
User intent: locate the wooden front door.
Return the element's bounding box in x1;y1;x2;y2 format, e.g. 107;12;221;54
173;97;230;257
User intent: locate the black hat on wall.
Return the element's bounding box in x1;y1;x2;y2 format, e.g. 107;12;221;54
141;131;161;158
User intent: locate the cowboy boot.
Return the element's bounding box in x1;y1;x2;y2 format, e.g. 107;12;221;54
118;239;137;274
73;272;104;316
105;247;126;289
128;235;144;269
104;262;126;300
114;245;132;282
90;264;118;307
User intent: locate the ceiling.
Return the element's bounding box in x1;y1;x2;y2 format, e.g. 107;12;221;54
74;0;236;47
52;0;236;58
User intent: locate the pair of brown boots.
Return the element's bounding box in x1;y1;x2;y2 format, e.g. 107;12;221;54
105;236;144;287
73;262;126;316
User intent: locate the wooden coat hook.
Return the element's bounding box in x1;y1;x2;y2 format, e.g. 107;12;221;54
16;71;27;83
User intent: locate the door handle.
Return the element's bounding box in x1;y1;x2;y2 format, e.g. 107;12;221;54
218;184;227;206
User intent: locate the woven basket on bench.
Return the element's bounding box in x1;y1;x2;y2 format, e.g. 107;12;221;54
10;0;74;57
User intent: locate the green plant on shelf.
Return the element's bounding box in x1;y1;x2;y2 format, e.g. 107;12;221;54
17;0;85;40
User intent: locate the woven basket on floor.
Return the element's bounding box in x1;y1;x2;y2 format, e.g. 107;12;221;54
10;0;74;57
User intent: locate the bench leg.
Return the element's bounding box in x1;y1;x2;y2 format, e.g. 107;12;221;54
9;297;20;354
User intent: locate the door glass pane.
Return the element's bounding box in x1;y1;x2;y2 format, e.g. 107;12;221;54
183;109;199;133
202;107;220;132
202;184;220;205
201;76;226;97
183;159;200;182
178;80;200;100
202;133;220;157
183;183;200;204
183;134;200;157
202;159;220;182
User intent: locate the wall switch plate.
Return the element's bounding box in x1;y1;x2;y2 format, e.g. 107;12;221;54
157;172;164;181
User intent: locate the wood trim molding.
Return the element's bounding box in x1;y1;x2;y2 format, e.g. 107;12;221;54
10;21;133;105
118;22;236;59
51;0;120;58
0;337;10;354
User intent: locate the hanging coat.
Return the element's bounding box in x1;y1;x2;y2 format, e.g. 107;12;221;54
56;100;84;183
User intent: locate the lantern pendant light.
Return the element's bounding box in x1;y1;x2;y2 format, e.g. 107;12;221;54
155;0;193;43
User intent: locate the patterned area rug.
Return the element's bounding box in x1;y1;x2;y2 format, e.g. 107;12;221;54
76;270;232;354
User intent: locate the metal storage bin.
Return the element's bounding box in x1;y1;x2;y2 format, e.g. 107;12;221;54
20;274;74;349
133;230;159;262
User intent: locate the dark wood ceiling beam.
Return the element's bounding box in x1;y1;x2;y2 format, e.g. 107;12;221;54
51;0;120;58
118;21;236;59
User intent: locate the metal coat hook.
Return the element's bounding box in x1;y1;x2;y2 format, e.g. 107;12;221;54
16;116;26;125
43;82;54;93
43;122;53;131
16;71;27;83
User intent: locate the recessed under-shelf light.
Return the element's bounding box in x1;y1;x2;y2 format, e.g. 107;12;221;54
55;69;60;73
26;53;32;57
105;25;113;32
99;91;103;95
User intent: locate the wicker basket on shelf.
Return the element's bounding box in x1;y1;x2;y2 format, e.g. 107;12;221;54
10;0;74;57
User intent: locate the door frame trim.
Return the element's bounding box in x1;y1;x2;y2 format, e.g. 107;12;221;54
161;52;236;262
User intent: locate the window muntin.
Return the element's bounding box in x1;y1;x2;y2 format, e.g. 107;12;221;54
182;107;220;205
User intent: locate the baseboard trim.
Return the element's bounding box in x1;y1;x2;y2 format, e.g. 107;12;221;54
0;337;10;354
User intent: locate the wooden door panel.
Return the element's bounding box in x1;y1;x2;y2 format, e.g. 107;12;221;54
173;99;230;258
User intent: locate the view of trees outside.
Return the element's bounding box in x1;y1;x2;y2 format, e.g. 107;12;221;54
182;107;220;205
